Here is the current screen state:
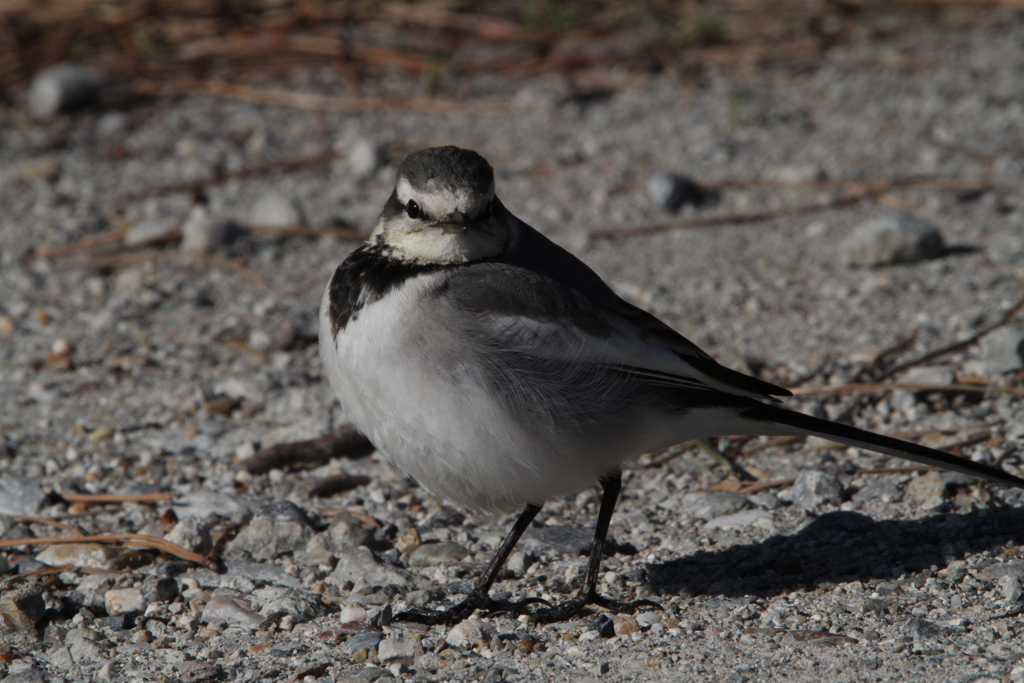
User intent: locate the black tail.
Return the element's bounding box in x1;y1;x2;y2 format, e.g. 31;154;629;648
741;402;1024;490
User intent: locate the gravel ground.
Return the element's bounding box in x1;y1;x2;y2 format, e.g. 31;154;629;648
3;9;1024;683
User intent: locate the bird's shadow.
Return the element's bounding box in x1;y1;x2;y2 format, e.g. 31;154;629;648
646;506;1024;598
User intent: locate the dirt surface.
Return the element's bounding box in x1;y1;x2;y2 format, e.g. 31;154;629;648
2;8;1024;683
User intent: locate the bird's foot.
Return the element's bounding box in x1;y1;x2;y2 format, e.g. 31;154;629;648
528;591;662;624
394;591;551;626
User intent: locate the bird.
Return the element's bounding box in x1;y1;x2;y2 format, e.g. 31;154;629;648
319;145;1024;625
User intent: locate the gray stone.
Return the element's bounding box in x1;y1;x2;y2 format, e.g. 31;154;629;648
790;470;843;509
407;541;470;567
905;617;947;640
124;219;176;247
95;111;128;138
192;559;300;588
445;617;494;649
377;631;419;666
66;627;109;664
1;669;47;683
225;501;313;561
331;546;412;588
0;476;46;516
899;365;955;386
982;324;1024;374
978;560;1024;581
521;525;599;555
346;139;383;179
181;206;234;253
0;584;45;633
170;489;253;525
27;62;104;119
48;647;75;670
248;193;305;227
702;508;772;531
839;212;945;267
253;586;325;622
646;172;710;212
999;576;1023;602
302;510;375;565
904;472;946;509
165;516;213;555
144;577;179;602
678;491;749;519
341;630;382;656
36;542;116;570
176;661;223;682
200;594;264;626
852;479;903;504
104;587;145;615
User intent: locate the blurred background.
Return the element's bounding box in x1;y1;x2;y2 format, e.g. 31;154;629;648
2;4;1024;681
0;0;1003;101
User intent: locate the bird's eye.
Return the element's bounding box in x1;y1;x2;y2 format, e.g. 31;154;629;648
406;200;421;219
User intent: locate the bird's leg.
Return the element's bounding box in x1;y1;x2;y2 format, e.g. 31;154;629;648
395;502;546;626
529;472;661;624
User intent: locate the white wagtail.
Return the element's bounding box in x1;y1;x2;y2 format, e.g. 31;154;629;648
319;145;1024;624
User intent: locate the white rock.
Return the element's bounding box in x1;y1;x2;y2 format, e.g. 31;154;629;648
248;193;305;227
900;366;955;386
445;617;494;649
339;603;367;624
124;219;176;247
104;588;145;615
983;324;1024;374
27;62;104;119
181;205;233;253
346;139;382;179
200;594;264;626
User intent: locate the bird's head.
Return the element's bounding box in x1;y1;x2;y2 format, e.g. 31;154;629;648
371;146;511;264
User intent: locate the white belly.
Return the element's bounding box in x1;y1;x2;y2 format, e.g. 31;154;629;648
319;277;627;511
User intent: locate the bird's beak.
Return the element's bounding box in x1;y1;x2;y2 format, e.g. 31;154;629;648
438;210;470;235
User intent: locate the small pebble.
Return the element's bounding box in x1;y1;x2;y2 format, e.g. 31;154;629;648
678;491;748;519
339;603;367;624
200;595;264;627
124;219;176;247
377;631;419;667
646;172;711;212
181;205;234;253
27;62;104;119
0;475;46;516
839;212;945;267
613;616;640;636
104;588;145;615
407;541;470;567
165;517;214;555
346;139;382;179
982;324;1024;374
445;617;494;649
790;470;843;509
248;193;306;227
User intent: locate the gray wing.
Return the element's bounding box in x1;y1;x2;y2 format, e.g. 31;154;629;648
439;258;790;401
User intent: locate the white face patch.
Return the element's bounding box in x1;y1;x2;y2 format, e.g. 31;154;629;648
380;172;504;264
396;176;494;220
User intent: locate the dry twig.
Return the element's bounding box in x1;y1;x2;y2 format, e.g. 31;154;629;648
0;533;211;567
131;79;508;116
243;425;373;474
59;492;174;505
